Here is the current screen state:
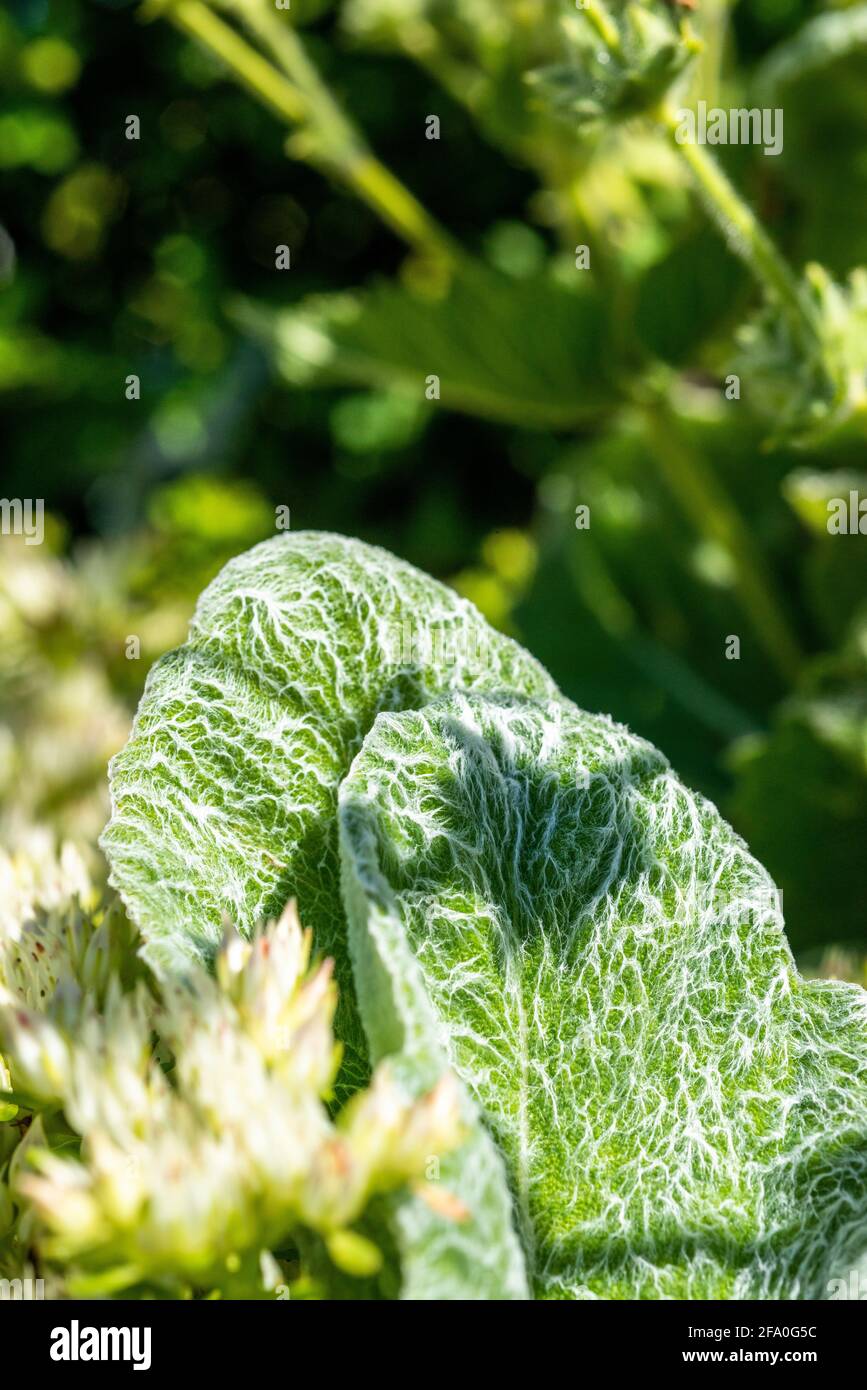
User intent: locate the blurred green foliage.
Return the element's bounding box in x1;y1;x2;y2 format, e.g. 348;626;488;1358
1;0;866;961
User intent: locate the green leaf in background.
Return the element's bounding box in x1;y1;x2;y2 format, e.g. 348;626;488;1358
754;6;867;275
730;609;867;955
238;259;618;429
634;226;746;365
340;689;867;1298
783;469;867;645
758;5;867;99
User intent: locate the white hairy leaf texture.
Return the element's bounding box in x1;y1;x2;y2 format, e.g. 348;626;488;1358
102;532;555;974
103;531;867;1300
101;531;557;1298
339;690;867;1299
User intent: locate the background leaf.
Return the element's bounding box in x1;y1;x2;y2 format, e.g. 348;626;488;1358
239;259;619;429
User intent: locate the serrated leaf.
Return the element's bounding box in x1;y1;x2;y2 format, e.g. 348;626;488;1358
339;690;867;1298
237;261;617;429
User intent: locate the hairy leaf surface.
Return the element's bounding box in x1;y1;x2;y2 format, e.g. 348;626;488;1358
101;529;555;979
101;532;557;1298
103;532;867;1300
339;691;867;1298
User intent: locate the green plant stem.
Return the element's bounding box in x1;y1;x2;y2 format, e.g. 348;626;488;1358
642;399;803;683
165;1;306;123
691;0;728;108
231;1;456;258
657;102;819;350
231;0;359;145
159;1;453;261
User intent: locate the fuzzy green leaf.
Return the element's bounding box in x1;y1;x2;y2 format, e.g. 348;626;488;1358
339;690;867;1298
100;531;557;1298
102;532;867;1300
